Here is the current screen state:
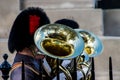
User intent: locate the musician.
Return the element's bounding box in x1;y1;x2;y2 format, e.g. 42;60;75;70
54;19;89;80
54;18;79;68
55;18;79;29
8;7;50;80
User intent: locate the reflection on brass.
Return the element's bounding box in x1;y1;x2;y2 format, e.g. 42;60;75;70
80;31;95;55
84;46;94;55
80;31;95;44
41;38;74;57
48;33;66;41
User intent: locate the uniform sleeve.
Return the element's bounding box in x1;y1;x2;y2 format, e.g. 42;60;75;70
10;67;22;80
10;66;37;80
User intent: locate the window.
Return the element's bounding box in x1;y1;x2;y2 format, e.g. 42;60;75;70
95;0;120;9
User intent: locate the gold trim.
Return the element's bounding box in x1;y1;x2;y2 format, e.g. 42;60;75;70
10;62;39;75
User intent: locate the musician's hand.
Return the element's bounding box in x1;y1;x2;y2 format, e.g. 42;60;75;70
35;54;45;59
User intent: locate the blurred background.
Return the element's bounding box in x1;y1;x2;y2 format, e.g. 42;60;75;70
0;0;120;80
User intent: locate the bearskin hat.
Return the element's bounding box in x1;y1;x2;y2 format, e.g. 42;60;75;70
8;7;50;53
54;18;79;29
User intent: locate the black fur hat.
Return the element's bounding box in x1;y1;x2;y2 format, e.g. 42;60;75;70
8;7;50;53
54;18;79;29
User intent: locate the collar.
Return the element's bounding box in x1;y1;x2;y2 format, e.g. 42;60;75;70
13;53;35;64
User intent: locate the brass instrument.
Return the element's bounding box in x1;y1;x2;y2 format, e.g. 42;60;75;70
75;29;103;57
34;24;84;59
34;24;84;79
66;29;103;80
76;29;103;80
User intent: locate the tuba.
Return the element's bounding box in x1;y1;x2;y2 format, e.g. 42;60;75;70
34;24;84;79
75;29;103;57
66;29;104;80
34;24;84;59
